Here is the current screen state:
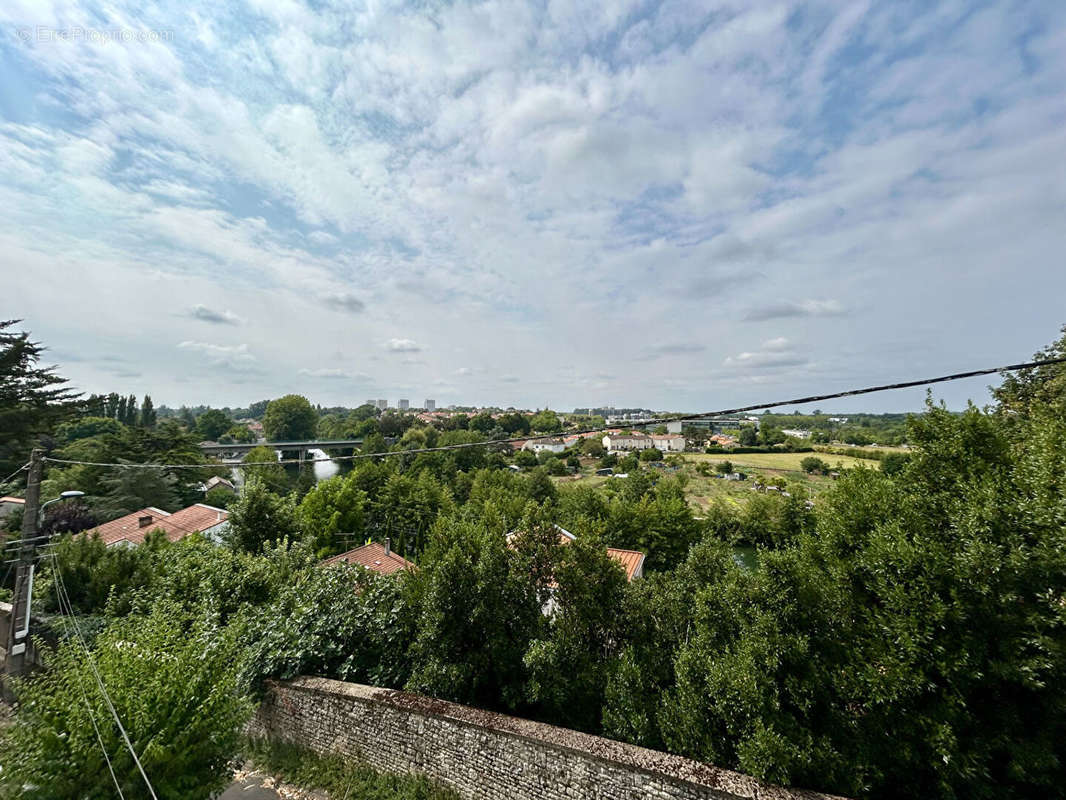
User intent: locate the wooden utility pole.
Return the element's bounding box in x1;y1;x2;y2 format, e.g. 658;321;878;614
4;448;43;696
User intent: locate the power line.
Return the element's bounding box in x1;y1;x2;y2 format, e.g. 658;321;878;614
1;461;30;485
48;551;127;799
49;552;160;800
40;354;1066;473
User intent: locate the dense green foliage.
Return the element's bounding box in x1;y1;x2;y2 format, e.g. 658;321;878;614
262;394;317;441
1;603;252;799
0;320;81;474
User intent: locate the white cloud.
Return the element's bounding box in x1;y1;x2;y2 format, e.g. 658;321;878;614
177;341;258;370
724;338;809;371
297;368;370;380
385;338;422;353
2;1;1065;411
744;299;847;321
188;304;242;325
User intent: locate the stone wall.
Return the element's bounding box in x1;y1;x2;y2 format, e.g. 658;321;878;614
249;677;847;800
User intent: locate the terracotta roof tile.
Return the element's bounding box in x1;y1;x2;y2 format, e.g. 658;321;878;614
605;547;646;581
321;541;416;575
84;503;229;547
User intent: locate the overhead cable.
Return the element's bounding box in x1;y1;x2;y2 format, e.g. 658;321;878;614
39;354;1066;472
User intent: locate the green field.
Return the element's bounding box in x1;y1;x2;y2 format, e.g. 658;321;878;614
683;451;880;472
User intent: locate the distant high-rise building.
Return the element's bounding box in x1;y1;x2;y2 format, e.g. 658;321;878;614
398;399;410;411
424;399;435;411
376;398;387;410
365;399;375;408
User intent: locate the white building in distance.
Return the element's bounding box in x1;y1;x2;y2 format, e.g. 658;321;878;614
650;434;686;452
523;438;567;454
376;399;388;410
602;433;654;452
398;399;410;411
425;399;436;411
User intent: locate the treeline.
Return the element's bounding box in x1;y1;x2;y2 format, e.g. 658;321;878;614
757;412;913;446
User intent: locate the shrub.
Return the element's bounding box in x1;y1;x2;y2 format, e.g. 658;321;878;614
800;456;829;474
1;602;252;799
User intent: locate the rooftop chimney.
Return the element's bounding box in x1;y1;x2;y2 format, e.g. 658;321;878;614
384;537;391;556
138;515;153;529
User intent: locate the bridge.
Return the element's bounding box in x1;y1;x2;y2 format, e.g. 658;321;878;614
198;438;365;460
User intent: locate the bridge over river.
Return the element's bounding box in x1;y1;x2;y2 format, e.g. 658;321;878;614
198;438;365;460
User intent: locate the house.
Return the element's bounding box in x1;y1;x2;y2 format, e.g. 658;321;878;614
83;503;230;547
649;434;685;452
602;433;653;452
0;496;25;521
321;538;415;576
781;429;812;440
200;475;236;495
523;438;566;454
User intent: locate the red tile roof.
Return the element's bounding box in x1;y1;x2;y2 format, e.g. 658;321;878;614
606;547;646;581
321;541;415;575
84;504;229;546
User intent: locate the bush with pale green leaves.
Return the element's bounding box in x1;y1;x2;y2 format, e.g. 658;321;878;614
1;602;252;800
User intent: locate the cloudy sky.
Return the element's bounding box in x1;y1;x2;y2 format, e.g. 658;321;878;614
3;0;1064;413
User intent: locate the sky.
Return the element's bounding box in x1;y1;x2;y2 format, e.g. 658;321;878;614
2;0;1065;413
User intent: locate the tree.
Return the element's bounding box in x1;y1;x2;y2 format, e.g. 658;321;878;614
140;394;157;427
407;518;541;711
263;395;317;441
639;447;663;462
524;534;628;731
1;602;251;799
98;464;182;517
104;392;121;420
738;424;758;447
530;409;562;433
124;393;139;426
715;460;734;475
247;399;270;419
56;416;122;443
800;456;829;474
195;408;231;441
226;475;301;553
879;452;910;476
117;394;129;426
469;412;496;433
994;324;1066;418
241;445;288;494
0;320;81;473
298;474;367;557
219;424;255;444
758;425;786;446
514;449;538;468
40;500;96;537
204;485;235;509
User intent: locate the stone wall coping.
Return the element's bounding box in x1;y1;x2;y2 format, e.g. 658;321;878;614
271;677;848;800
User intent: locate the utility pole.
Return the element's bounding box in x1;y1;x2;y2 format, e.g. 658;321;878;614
4;448;43;697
